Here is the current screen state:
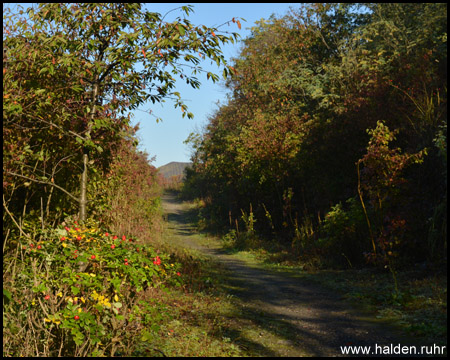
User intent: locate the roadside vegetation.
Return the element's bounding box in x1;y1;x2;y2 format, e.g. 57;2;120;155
181;2;447;348
3;3;446;357
3;3;246;357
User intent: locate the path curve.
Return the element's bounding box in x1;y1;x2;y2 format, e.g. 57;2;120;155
161;193;425;357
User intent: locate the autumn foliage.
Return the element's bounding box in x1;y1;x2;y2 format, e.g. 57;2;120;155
184;3;447;268
3;3;241;356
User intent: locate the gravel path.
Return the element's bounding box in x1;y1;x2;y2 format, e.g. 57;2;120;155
161;193;428;357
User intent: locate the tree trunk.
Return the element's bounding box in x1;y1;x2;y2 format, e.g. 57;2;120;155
79;151;88;221
79;82;99;221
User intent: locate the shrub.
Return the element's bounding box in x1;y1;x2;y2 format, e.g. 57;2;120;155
317;197;370;268
3;218;182;357
92;133;163;243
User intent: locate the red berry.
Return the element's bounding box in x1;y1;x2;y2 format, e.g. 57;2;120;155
124;258;128;262
105;232;109;236
111;245;115;249
91;255;96;260
124;262;129;266
44;295;50;300
74;315;80;320
37;245;42;249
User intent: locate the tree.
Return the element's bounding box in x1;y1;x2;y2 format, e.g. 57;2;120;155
184;3;446;266
4;3;241;222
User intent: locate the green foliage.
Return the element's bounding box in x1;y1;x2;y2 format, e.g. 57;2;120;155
3;218;182;356
3;2;242;232
184;3;447;268
317;198;370;268
1;4;249;357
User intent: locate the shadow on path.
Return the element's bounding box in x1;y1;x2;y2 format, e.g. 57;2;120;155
161;193;437;357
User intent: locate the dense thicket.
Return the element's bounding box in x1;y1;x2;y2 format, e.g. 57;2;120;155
3;4;242;356
184;3;447;268
3;3;240;249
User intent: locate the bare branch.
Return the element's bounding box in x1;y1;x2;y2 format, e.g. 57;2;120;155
3;194;31;239
5;171;80;203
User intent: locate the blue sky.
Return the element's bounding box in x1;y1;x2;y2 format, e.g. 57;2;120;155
135;3;300;167
6;3;301;168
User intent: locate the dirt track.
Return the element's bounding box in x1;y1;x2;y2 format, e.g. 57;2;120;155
161;192;429;357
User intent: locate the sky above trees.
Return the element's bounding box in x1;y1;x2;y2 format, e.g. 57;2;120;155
131;3;302;167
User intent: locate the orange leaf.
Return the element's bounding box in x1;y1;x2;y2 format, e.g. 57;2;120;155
99;25;103;30
142;48;146;58
212;31;216;37
158;49;163;57
237;20;241;30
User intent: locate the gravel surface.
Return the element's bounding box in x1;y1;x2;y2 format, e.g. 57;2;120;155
161;193;431;357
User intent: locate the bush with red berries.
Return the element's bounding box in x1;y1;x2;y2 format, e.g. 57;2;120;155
3;217;182;356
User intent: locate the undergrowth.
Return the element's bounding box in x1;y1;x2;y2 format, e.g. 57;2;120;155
191;196;447;348
221;237;447;347
2;216;245;357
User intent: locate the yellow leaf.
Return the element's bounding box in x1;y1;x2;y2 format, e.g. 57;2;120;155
57;292;63;297
80;297;85;303
44;318;51;322
114;294;119;302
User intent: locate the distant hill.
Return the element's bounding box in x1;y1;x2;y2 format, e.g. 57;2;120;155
158;162;192;179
